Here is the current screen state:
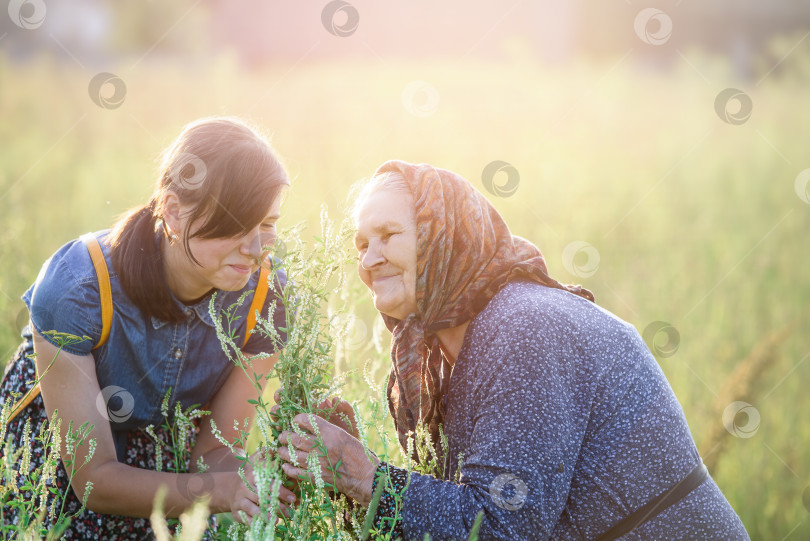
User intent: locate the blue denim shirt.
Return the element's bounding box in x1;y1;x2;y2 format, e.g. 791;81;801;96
22;230;287;460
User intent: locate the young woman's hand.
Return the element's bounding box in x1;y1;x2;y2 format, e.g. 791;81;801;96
229;449;297;524
276;414;380;507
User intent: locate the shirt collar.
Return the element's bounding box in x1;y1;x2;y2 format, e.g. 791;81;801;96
149;290;225;330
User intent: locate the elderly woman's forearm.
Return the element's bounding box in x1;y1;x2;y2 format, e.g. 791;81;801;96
369;462;557;541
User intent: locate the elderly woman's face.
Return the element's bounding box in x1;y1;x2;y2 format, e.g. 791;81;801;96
354;188;417;320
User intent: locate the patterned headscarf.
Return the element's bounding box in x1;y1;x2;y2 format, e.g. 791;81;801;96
371;160;595;465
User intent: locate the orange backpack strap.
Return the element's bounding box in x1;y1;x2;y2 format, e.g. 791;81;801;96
243;265;271;349
81;233;114;350
6;234;113;425
6;384;39;424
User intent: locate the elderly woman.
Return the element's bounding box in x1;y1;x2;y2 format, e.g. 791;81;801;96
276;161;749;540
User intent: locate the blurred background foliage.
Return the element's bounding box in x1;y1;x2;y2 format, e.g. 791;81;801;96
1;1;808;539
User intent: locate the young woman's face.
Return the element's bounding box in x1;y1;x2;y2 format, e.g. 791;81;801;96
354;188;418;320
171;195;282;301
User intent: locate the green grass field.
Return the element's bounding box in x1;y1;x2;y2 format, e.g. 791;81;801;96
1;53;808;539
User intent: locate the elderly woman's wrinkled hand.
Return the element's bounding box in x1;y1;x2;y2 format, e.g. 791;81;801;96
272;388;360;438
277;414;380;507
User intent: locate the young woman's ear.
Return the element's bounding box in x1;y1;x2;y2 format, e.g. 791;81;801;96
161;191;183;239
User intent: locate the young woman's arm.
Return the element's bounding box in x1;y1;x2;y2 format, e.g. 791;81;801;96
188;349;298;518
32;328;255;519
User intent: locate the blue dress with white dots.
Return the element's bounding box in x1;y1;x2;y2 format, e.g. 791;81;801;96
388;280;749;540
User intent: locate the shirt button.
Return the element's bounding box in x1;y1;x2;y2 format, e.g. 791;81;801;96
185;308;193;318
174;348;183;359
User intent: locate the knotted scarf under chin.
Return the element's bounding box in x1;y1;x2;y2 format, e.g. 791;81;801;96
386;313;451;465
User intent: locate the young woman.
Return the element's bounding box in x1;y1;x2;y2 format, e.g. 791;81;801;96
1;117;297;538
274;160;750;540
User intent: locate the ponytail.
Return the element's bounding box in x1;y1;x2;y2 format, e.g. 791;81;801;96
108;202;184;323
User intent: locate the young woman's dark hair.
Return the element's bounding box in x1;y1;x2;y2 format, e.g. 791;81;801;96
108;117;289;323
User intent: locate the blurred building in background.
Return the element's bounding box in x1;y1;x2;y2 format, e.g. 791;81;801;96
206;0;578;65
2;0;111;64
2;0;810;79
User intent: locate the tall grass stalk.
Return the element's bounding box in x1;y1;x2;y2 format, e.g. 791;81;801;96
208;208;365;540
198;208;500;541
0;332;96;539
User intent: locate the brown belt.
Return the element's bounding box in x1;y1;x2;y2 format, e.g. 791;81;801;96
594;461;709;541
